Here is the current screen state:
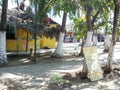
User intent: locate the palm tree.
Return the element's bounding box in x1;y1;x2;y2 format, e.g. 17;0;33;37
0;0;8;66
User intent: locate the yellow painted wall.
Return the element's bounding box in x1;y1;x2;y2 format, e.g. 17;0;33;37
6;40;17;51
6;28;40;51
15;29;31;39
7;26;57;51
39;24;57;49
49;24;58;28
40;24;58;48
40;36;56;48
6;39;40;52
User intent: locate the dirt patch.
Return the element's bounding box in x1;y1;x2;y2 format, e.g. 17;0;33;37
6;54;79;67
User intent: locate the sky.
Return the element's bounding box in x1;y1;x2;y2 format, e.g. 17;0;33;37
8;0;30;9
8;0;71;25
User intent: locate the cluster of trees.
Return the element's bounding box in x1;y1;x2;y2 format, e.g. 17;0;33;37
0;0;120;78
72;0;120;75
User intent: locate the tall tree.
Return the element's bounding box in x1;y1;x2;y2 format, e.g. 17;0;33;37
79;0;111;78
0;0;8;66
78;0;110;46
103;2;114;53
85;4;93;46
105;0;120;73
51;0;79;57
52;12;67;57
28;0;79;58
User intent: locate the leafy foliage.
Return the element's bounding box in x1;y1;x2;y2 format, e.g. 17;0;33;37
43;26;61;40
73;17;87;38
50;75;66;85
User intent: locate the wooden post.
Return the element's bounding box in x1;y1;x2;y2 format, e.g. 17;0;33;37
30;48;34;61
16;29;19;55
26;32;28;52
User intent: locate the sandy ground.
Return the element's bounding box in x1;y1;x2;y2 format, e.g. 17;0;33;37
0;43;120;90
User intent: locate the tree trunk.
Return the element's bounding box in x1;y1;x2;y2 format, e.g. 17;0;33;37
105;0;120;73
93;34;98;46
79;36;86;57
81;5;93;78
0;0;8;31
52;12;67;57
52;32;64;57
0;0;8;66
104;34;111;52
79;38;82;46
106;43;114;73
86;5;93;46
0;31;7;66
86;31;93;46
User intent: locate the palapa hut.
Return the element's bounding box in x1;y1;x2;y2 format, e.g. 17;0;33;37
2;6;60;52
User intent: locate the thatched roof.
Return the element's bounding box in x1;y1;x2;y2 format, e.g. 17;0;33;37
0;7;61;39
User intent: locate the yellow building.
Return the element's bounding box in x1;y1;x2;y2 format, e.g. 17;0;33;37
6;24;58;52
40;36;56;49
40;24;57;49
5;8;60;52
6;28;40;52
